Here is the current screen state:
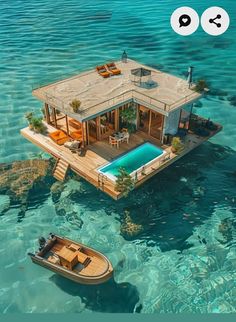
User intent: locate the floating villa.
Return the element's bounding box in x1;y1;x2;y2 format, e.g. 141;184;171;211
21;58;222;199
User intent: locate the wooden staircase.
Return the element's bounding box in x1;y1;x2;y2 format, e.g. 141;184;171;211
53;158;69;181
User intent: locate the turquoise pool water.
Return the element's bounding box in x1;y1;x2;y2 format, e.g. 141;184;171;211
99;143;164;179
0;0;236;314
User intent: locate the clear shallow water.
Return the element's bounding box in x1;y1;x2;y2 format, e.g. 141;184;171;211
99;142;164;178
0;0;236;314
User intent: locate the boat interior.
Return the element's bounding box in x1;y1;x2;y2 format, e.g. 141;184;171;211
38;236;110;277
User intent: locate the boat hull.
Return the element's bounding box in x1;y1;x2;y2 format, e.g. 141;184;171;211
28;235;113;285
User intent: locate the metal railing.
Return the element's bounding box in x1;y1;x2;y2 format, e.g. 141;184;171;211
77;89;171;119
96;151;172;192
42;87;199;119
130;151;172;182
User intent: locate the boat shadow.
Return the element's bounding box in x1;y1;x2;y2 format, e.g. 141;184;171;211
49;274;142;313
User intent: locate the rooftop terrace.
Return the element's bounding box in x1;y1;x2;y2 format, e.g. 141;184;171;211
33;59;201;121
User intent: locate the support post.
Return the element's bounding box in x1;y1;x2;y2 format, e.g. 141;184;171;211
81;121;85;147
65;115;69;135
136;104;140;130
148;110;152;135
178;109;183;129
44;103;50;124
52;107;57;128
96;116;101;140
86;121;90;145
160;115;166;144
114;109;119;131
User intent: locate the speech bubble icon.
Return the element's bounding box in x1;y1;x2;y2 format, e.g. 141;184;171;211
179;14;191;27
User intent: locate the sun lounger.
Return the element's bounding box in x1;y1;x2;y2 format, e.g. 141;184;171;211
106;63;121;75
96;65;110;78
49;130;69;145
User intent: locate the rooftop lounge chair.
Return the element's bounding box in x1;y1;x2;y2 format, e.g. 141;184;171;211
96;65;110;78
106;62;121;75
49;130;69;145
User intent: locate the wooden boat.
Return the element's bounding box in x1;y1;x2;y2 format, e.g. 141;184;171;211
28;234;113;285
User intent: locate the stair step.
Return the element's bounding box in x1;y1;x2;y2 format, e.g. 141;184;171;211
59;159;68;166
54;175;64;182
54;169;66;178
56;164;68;171
53;158;70;182
54;169;65;177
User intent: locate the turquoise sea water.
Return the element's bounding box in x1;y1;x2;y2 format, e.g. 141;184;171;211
0;0;236;313
99;143;164;178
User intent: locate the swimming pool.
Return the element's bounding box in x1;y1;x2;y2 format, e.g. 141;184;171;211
98;142;165;181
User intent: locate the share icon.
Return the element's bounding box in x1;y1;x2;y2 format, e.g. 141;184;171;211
209;14;221;28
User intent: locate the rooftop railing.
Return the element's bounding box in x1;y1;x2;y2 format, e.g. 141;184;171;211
43;87;200;119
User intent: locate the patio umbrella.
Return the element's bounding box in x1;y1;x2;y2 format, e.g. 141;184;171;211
131;67;151;84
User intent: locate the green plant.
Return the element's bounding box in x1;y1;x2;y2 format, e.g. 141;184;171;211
128;123;137;133
171;137;184;154
30;117;47;134
115;167;134;197
120;105;137;133
120;107;136;124
70;99;81;113
25;112;47;134
100;115;107;125
25;112;33;123
194;80;208;93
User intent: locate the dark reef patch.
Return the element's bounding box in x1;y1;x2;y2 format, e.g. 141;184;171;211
0;159;54;218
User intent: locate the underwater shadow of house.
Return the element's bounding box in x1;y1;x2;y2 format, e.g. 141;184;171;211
123;141;236;250
49;275;141;313
67;141;236;252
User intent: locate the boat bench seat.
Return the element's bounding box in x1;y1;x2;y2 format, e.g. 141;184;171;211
48;255;60;265
68;243;81;252
77;251;89;265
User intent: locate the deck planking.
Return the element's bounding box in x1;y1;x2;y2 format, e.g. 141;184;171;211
21;121;222;199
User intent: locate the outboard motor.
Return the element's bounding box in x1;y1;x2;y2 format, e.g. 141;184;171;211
38;236;46;251
49;232;55;239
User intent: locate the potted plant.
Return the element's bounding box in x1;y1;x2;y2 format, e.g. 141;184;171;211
30;117;47;134
70;99;81;113
100;115;107;125
25;112;47;134
120;105;137;133
25;112;33;128
194;80;208;93
171;137;184;154
115;167;134;197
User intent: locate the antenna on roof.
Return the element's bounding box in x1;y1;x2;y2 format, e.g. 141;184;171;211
187;66;194;89
121;50;128;63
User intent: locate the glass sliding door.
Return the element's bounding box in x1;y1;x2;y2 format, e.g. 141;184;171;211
150;112;164;141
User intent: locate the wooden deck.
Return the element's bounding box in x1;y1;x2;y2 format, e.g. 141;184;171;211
21;121;222;200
